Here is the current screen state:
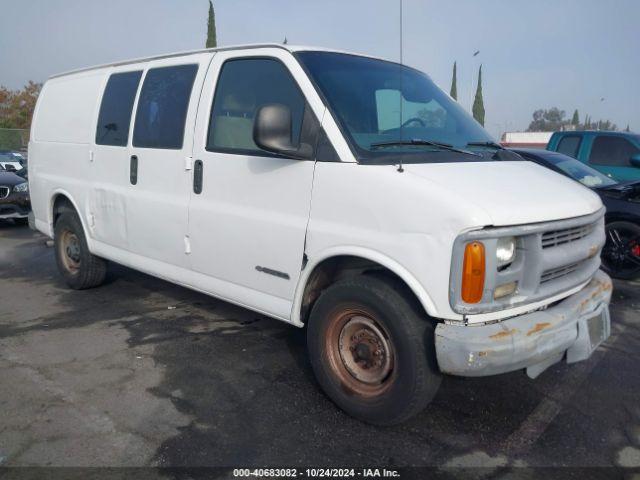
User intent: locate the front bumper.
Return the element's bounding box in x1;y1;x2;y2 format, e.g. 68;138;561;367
0;193;31;219
435;270;612;378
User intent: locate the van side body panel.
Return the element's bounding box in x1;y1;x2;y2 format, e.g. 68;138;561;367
30;70;108;237
300;162;494;323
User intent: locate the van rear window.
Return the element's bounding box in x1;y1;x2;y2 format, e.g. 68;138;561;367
95;71;142;146
133;64;198;150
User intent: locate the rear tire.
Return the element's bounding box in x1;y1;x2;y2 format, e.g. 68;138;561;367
307;274;441;426
601;221;640;280
54;211;107;289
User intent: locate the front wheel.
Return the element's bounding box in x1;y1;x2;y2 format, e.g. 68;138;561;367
601;221;640;280
54;212;107;289
307;275;441;425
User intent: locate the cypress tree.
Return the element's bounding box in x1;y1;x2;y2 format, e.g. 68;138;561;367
450;61;457;100
571;109;579;126
206;0;217;49
472;65;485;126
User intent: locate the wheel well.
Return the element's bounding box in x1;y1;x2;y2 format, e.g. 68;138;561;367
299;255;426;324
52;194;76;226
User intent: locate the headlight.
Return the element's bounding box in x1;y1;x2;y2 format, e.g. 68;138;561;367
13;182;29;193
496;236;516;267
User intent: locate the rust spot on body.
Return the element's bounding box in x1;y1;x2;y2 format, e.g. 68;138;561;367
490;329;517;340
527;322;551;336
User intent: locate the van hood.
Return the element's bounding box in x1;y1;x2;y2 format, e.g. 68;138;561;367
403;160;603;226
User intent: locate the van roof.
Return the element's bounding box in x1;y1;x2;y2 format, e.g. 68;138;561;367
48;44;387;80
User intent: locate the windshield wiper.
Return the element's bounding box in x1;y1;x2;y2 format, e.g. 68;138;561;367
466;141;505;150
371;139;482;157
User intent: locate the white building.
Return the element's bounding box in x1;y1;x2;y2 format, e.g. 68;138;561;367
500;131;553;149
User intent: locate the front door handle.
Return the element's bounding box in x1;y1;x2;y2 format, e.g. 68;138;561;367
193;160;203;194
130;155;138;185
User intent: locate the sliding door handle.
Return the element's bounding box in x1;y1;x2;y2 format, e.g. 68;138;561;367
130;155;138;185
193;160;203;194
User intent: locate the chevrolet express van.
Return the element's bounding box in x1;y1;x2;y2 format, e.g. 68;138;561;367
29;45;612;425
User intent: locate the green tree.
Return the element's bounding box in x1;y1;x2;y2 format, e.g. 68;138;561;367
206;0;217;48
0;81;42;129
472;65;485;126
571;109;579;126
449;61;457;100
626;124;631;132
526;107;567;131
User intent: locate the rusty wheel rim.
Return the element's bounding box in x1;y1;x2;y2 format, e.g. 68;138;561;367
325;308;396;397
59;230;81;274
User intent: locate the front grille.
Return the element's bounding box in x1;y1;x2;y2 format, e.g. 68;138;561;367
541;262;582;284
451;208;605;316
0;186;9;199
541;222;596;249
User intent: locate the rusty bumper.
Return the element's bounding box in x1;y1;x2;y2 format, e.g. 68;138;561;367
435;270;612;378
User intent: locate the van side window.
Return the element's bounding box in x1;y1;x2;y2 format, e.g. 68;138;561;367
556;135;581;158
589;136;639;167
95;71;142;146
133;64;198;149
207;58;316;157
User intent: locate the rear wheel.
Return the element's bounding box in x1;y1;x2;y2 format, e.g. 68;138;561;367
307;275;441;425
54;212;107;289
601;221;640;280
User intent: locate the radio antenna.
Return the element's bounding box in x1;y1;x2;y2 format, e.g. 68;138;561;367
397;0;404;172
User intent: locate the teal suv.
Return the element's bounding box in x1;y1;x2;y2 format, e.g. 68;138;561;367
547;131;640;181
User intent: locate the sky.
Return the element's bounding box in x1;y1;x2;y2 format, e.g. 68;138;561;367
1;0;639;138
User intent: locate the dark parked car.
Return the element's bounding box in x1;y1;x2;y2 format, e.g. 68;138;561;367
0;150;26;172
0;165;31;225
15;165;28;180
512;148;640;279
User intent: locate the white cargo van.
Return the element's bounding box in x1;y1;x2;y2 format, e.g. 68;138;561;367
29;44;612;425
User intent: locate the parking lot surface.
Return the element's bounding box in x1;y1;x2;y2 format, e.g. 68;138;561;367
1;221;640;472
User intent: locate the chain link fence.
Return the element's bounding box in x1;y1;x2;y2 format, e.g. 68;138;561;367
0;128;29;151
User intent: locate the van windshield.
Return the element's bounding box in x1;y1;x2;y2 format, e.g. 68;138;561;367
296;51;495;163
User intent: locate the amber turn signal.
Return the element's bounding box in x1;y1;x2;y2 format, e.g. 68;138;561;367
461;242;485;303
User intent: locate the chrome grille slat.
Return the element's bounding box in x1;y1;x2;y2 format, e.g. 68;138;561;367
0;186;9;199
541;262;582;284
541;223;595;249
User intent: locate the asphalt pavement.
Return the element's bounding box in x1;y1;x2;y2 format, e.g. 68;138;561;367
1;220;639;475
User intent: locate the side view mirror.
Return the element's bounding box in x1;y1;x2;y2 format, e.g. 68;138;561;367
630;153;640;168
253;104;312;159
5;165;16;172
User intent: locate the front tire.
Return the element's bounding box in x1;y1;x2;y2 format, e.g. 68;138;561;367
307;275;441;425
601;221;640;280
54;212;107;289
